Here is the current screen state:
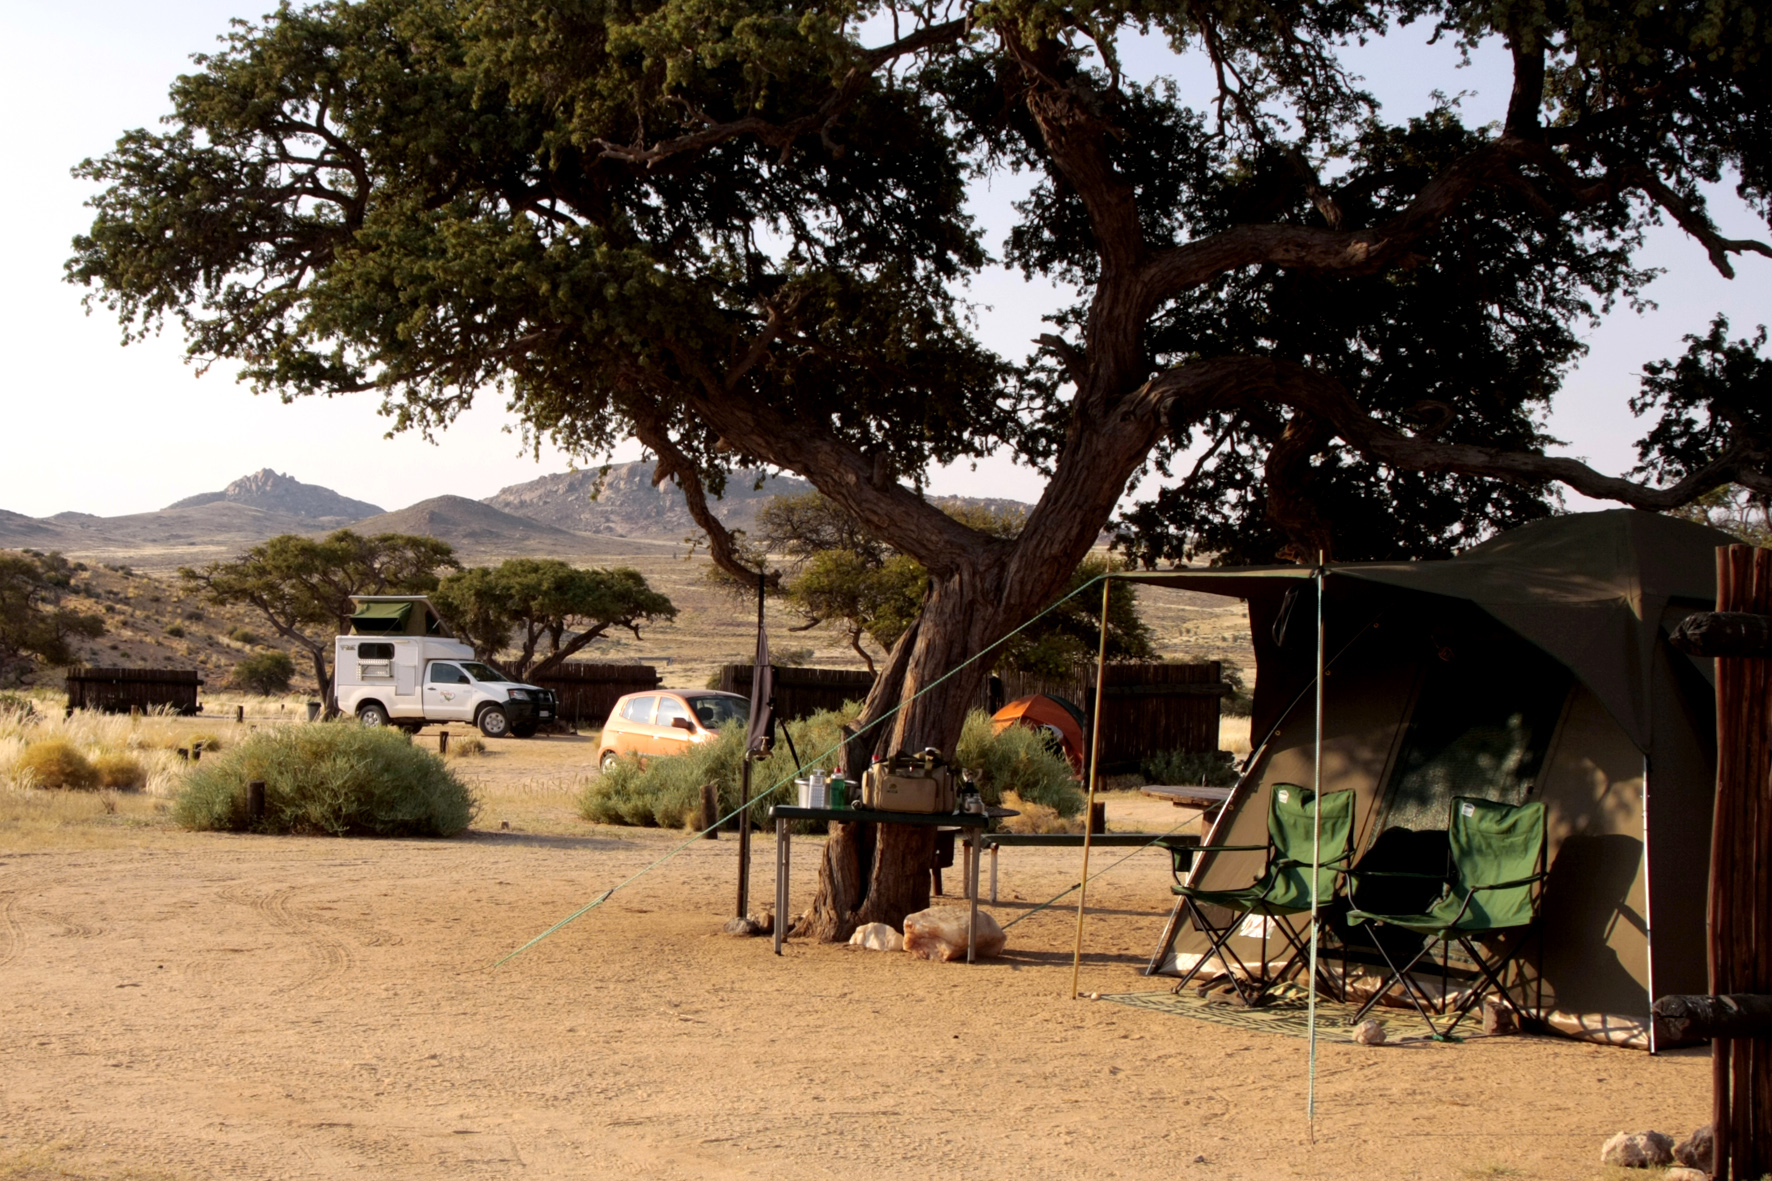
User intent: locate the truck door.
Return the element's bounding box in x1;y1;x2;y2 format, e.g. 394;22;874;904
424;662;477;722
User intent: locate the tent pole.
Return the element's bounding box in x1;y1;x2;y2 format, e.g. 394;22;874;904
1071;577;1113;1000
1309;555;1325;1131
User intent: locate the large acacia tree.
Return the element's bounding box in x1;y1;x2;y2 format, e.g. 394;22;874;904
72;0;1772;931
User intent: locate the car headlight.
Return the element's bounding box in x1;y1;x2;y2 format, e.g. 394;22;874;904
506;689;531;701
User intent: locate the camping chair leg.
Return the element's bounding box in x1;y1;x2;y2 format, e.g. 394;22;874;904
1440;933;1536;1038
1147;895;1189;976
1348;931;1445;1036
1168;901;1265;1005
1267;916;1343;1002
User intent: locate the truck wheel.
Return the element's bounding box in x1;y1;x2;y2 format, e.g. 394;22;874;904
510;724;537;739
357;702;390;728
477;706;510;738
600;750;621;773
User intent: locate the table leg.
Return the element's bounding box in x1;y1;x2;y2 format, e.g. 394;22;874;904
990;845;998;905
961;839;972;901
773;818;788;956
968;836;980;964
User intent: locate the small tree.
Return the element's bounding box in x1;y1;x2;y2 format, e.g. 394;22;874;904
431;559;676;681
0;550;104;685
182;531;457;708
232;650;296;696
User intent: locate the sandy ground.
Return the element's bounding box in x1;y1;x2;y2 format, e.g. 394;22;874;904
0;727;1710;1181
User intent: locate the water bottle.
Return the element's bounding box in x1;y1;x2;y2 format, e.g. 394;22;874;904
829;773;848;809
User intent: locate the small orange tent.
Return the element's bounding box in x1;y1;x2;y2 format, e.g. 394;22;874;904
991;695;1087;775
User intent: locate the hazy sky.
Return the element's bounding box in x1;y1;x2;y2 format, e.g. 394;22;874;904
2;2;1767;519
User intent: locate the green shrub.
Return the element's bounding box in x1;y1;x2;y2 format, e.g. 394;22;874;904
579;705;1083;828
174;724;478;836
227;626;258;645
17;739;99;789
233;651;295;695
165;624;186;638
579;704;858;829
954;711;1084;817
93;752;146;790
1140;748;1240;787
1221;665;1253;717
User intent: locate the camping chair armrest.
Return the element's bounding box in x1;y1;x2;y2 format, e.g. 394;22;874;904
1346;868;1446;882
1466;872;1547;892
1272;851;1352;870
1189;843;1268;854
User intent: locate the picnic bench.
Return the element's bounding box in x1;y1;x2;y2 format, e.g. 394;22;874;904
971;831;1200;904
1140;785;1235;814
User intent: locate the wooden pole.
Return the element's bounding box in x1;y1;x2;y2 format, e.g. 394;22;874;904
438;730;449;755
246;780;265;824
701;783;720;839
1308;556;1325;1128
737;756;752;917
1070;577;1112;1000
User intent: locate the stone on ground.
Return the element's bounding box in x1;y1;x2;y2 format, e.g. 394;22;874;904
721;916;761;937
902;906;1006;961
1663;1169;1706;1181
1674;1124;1713;1172
1599;1130;1673;1168
848;922;904;952
1351;1019;1386;1046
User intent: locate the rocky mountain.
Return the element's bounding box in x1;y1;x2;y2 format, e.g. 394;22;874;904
166;468;383;520
483;462;814;538
350;495;587;547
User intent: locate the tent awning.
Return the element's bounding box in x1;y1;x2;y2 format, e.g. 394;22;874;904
350;601;413;633
1115;510;1732;753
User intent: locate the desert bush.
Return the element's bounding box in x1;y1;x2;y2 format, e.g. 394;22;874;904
17;739;99;790
227;626;258;644
1140;748;1239;787
954;711;1084;817
579;705;1083;828
186;732;224;754
165;624;185;638
447;735;487;757
579;705;856;829
232;651;295;695
0;692;34;717
92;752;147;790
174;724;477;836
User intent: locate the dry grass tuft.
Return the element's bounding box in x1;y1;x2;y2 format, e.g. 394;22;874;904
16;739;99;790
92;752;147;790
997;790;1084;834
447;735;488;758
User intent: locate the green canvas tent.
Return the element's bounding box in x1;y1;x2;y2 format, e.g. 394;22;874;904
1129;510;1727;1048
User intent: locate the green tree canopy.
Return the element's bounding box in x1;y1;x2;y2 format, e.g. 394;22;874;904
181;530;458;706
0;551;104;686
431;559;676;679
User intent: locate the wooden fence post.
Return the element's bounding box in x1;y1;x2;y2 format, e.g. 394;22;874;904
246;781;265;824
438;731;449;755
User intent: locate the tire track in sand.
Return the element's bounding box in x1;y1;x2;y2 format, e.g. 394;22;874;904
0;892;20;968
218;884;354;995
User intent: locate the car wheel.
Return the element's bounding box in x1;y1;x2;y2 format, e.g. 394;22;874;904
357;703;390;728
477;706;510;738
511;724;537;739
600;750;621;773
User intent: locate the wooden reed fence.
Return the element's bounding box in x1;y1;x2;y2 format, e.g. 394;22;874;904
65;667;203;715
530;662;662;726
1710;544;1772;1179
996;661;1226;773
718;661;1224;771
716;664;875;722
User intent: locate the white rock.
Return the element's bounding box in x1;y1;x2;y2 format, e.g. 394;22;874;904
1599;1130;1674;1168
902;906;1007;961
1664;1168;1707;1181
721;916;761;937
848;922;904;952
1351;1019;1386;1046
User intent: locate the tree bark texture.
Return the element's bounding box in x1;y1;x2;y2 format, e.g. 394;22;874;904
1653;994;1772;1042
1709;545;1772;1180
1674;612;1772;659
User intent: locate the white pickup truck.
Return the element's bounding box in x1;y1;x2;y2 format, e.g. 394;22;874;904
333;596;556;738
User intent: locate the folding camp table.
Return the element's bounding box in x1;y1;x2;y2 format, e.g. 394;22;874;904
767;806;989;960
1140;785;1234;816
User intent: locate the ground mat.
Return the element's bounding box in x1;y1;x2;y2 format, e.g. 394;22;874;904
1100;987;1394;1042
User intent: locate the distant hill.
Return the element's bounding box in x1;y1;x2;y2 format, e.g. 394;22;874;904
484;462;814;539
350;495;587;547
167;469;383;520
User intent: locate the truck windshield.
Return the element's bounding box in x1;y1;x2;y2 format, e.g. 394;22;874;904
691;696;749;729
460;662;508;683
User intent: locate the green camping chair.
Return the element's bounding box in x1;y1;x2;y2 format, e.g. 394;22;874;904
1345;796;1546;1038
1168;784;1354;1005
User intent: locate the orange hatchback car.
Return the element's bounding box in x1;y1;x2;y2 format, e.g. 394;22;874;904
596;689;750;771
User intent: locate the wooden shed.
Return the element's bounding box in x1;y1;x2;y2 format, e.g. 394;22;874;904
65;667;204;715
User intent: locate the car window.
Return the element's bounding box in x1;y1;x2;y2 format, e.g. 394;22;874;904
358;642;395;660
656;697;690;727
459;662;505;683
429;662;469;685
620;695;657;724
690;695;750;729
